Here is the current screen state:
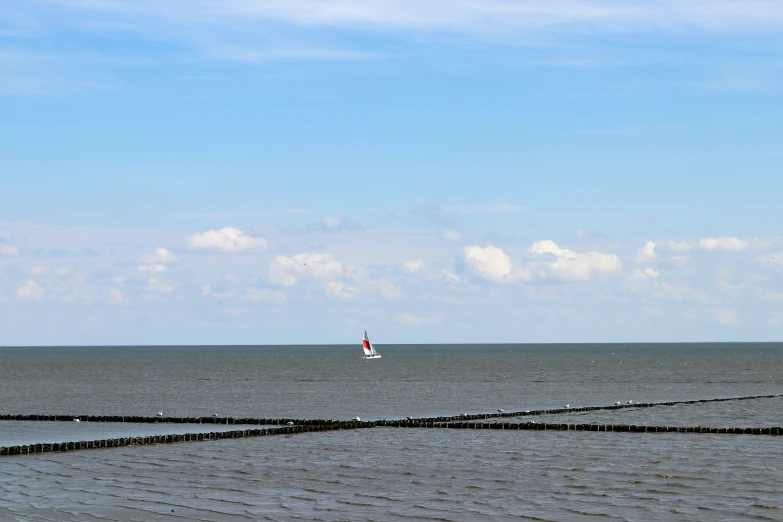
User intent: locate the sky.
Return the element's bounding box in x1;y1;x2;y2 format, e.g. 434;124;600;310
1;0;782;345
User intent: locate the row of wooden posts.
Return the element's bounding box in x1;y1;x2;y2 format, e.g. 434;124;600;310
1;395;780;456
1;394;778;426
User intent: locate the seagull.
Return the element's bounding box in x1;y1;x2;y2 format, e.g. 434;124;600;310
157;412;163;417
286;421;294;425
461;412;468;417
614;402;622;406
627;400;634;405
524;410;530;413
73;418;80;422
213;413;219;417
406;416;413;420
354;417;361;422
564;404;570;408
497;409;505;413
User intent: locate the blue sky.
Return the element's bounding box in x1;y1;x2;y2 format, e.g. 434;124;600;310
1;0;782;345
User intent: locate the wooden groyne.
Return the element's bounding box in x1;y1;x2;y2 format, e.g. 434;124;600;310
0;421;375;456
403;394;782;424
2;394;779;426
1;395;780;457
0;415;338;425
386;420;781;435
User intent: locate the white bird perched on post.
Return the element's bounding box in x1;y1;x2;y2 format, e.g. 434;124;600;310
354;417;361;422
157;412;163;417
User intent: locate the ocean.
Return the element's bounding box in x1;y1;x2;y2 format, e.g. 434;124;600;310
0;343;781;521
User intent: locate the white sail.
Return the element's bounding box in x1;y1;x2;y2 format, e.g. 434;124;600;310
361;330;381;359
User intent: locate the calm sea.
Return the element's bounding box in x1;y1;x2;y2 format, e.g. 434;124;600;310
0;343;781;521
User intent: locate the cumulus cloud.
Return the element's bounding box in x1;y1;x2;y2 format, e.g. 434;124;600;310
306;217;364;232
402;260;425;273
378;279;403;299
530;240;621;281
668;240;692;253
145;278;174;294
326;280;359;300
16;280;44;300
25;265;48;275
699;236;749;252
105;287;127;305
441;269;463;285
461;245;514;283
138;264;166;274
0;244;19;256
141;247;180;264
630;267;660;280
188;227;268;253
634;241;656;263
139;247;179;274
269;252;343;286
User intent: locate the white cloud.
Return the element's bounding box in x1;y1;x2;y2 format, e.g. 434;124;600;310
461;245;513;283
145;277;174;294
16;280;44;300
396;312;437;325
699;237;749;252
668;240;692;253
630;267;660;280
138;263;166;274
141;247;180;264
761;290;783;302
244;288;286;303
442;229;462;242
105;287;127;305
325;280;359;300
378;279;403;299
139;247;179;274
530;240;621;281
306;216;364;232
32;0;783;37
402;260;425;273
441;269;463;285
269;252;343;286
188;227;268;253
634;240;656;263
0;245;19;256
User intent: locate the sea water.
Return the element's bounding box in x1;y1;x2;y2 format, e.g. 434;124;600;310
0;343;780;520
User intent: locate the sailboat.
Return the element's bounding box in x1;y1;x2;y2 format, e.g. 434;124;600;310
361;330;382;359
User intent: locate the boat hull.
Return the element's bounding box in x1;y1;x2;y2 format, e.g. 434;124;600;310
362;355;382;359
